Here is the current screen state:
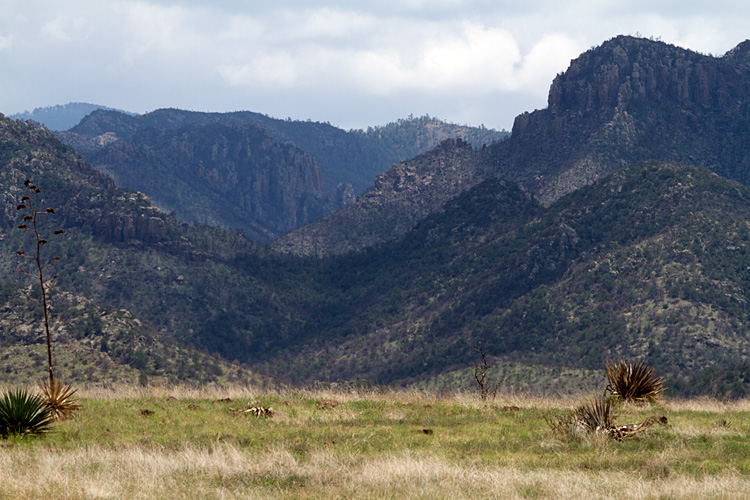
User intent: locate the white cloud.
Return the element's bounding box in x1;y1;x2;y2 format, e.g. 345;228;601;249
357;23;520;93
215;20;578;103
120;2;204;58
2;0;750;130
41;15;92;43
275;8;378;42
514;34;584;94
218;52;302;88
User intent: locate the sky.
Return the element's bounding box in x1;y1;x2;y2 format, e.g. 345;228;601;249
1;1;748;131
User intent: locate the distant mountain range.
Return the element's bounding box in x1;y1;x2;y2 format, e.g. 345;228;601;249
3;35;750;397
55;109;506;242
8;102;136;131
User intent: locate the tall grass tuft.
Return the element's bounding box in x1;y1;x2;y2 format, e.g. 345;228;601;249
0;388;55;437
605;359;664;403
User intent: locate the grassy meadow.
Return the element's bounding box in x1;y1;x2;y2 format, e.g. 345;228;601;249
2;385;750;499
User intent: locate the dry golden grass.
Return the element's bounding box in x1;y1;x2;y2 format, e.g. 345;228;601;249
2;445;750;499
1;384;750;499
663;397;750;413
70;382;589;409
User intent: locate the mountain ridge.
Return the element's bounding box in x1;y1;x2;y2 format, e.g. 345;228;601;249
489;35;750;204
4;36;750;396
272;138;491;256
56;109;506;242
8;103;136;131
278;35;750;257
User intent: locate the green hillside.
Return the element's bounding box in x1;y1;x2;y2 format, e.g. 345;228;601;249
5;38;750;398
257;162;750;395
4;113;750;396
55;109;506;243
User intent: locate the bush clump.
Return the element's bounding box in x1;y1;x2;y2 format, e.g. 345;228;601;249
606;359;664;403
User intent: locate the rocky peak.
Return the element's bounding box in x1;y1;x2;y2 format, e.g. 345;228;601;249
272;137;485;256
546;36;706;117
495;36;750;206
724;40;750;64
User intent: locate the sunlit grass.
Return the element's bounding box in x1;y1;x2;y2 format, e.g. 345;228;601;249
1;384;750;499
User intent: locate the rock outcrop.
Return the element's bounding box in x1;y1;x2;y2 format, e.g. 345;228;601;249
487;35;750;204
62;122;347;243
273;138;487;256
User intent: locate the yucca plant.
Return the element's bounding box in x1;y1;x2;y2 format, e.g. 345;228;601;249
605;359;664;403
573;395;617;433
39;379;80;421
0;388;55;438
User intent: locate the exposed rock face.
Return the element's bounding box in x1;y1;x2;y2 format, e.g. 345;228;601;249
64;122;344;243
55;130;118;154
0;115;174;247
56;109;505;242
69;195;168;244
488;35;750;204
273;138;487;256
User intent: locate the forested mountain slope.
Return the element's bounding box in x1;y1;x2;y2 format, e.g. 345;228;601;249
260;162;750;396
272;138;494;256
0;115;304;382
5;37;750;397
56;109;505;242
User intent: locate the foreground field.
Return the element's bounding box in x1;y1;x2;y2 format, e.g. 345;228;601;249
2;385;750;499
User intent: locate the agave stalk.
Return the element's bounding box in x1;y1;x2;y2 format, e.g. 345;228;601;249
16;180;77;419
16;179;63;387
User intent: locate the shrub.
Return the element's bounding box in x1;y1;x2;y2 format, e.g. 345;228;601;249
605;359;664;403
0;388;55;437
39;379;80;421
574;395;617;432
546;395;618;442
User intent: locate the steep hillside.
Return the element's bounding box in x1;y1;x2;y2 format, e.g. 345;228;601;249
259;162;750;396
4;115;750;396
0;280;255;386
58;114;355;243
487;35;750;204
82;122;343;242
55;109;506;243
60;109;506;194
0;115;311;379
272;138;492;256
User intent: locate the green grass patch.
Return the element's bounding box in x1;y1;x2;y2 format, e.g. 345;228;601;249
2;389;750;498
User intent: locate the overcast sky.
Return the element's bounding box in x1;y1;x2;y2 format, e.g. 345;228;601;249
1;1;748;131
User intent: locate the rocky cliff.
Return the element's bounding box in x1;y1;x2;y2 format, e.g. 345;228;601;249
68;122;341;243
487;35;750;204
57;109;506;243
272;138;488;256
0;116;173;246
